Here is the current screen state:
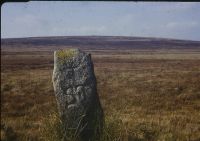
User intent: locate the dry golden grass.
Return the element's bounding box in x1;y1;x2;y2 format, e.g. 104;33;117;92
1;49;200;141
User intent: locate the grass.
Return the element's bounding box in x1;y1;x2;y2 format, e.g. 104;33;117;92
40;109;197;141
1;49;200;141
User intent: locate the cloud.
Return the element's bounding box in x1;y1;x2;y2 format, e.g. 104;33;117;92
170;2;197;10
151;2;199;12
51;25;107;36
2;14;52;37
14;14;40;28
166;21;199;29
79;26;107;34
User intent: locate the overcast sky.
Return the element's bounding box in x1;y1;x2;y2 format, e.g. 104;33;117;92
1;1;200;40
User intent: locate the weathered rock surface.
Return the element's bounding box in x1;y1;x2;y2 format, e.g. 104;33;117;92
52;49;103;141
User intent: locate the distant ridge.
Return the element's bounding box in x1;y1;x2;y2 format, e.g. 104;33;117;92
1;36;200;50
2;35;200;42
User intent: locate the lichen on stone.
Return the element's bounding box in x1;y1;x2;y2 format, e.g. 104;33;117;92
56;49;78;63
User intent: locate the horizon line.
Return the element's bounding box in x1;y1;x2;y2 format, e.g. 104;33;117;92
1;35;200;42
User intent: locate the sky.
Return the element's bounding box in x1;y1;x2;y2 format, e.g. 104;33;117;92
1;1;200;40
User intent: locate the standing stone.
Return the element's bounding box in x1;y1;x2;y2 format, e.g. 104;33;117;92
52;49;103;141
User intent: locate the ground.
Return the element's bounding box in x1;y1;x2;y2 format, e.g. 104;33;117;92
1;36;200;141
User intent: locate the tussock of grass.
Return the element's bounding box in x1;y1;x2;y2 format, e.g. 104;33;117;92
40;111;64;141
1;122;18;141
40;111;194;141
40;111;125;141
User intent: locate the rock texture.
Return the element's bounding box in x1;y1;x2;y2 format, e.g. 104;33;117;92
52;49;103;141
